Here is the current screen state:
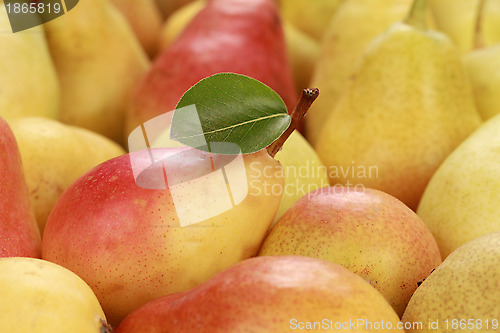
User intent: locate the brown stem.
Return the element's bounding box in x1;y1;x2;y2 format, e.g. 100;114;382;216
473;0;487;49
267;88;319;157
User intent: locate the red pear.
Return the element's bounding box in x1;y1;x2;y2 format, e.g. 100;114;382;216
0;117;41;258
125;0;297;136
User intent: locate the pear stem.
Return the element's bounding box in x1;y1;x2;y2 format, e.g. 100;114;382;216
473;0;487;49
267;88;319;157
404;0;428;30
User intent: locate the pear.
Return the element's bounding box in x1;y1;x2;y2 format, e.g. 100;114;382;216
273;131;329;223
44;0;150;144
0;117;41;258
155;0;196;18
126;0;296;137
42;147;284;325
417;114;500;258
402;231;500;333
305;0;418;145
279;0;345;41
0;3;59;120
110;0;163;57
462;0;500;121
0;257;111;332
259;186;442;317
429;0;500;53
315;0;482;210
116;256;403;333
158;0;319;97
8;117;125;234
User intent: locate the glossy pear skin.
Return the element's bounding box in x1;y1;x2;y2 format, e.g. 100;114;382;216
44;0;150;144
315;22;482;210
417;114;500;258
0;117;41;258
259;186;442;316
42;148;283;325
0;257;110;333
116;256;403;333
402;231;500;333
126;0;296;136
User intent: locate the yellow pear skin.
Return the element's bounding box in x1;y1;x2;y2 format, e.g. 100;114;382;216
279;0;345;41
463;44;500;120
305;0;417;145
44;0;150;144
0;257;111;333
0;4;59;120
429;0;500;53
274;131;329;223
9;117;125;234
315;18;482;210
402;231;500;333
417;114;500;258
110;0;163;57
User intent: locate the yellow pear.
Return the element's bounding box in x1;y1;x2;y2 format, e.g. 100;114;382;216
0;257;111;332
8;117;125;234
305;0;417;145
0;3;59;120
44;0;150;144
155;0;196;18
279;0;345;41
274;130;329;223
417;114;500;258
402;231;500;333
157;0;319;96
315;0;482;210
429;0;500;53
110;0;163;57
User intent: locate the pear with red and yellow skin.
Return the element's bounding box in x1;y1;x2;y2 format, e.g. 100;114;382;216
126;0;296;137
259;186;442;317
0;117;41;258
116;256;403;333
42;147;284;326
110;0;163;57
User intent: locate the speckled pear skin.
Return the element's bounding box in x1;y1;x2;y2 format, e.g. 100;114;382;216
402;231;500;333
259;186;442;317
315;21;482;210
116;256;404;333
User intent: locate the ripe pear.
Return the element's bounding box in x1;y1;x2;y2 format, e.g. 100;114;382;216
0;117;41;258
110;0;163;57
259;186;442;316
158;0;319;96
42;147;284;325
0;257;111;333
402;231;500;333
155;0;195;18
417;114;500;258
279;0;345;41
44;0;150;144
273;131;329;223
116;255;403;333
429;0;500;53
315;0;482;210
8;117;125;234
0;3;59;120
305;0;417;145
126;0;296;137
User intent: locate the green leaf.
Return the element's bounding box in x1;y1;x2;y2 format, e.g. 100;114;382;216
170;72;291;155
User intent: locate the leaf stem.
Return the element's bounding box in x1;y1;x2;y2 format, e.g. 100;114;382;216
267;88;319;157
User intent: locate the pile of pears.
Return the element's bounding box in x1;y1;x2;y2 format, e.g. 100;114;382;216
1;0;500;331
